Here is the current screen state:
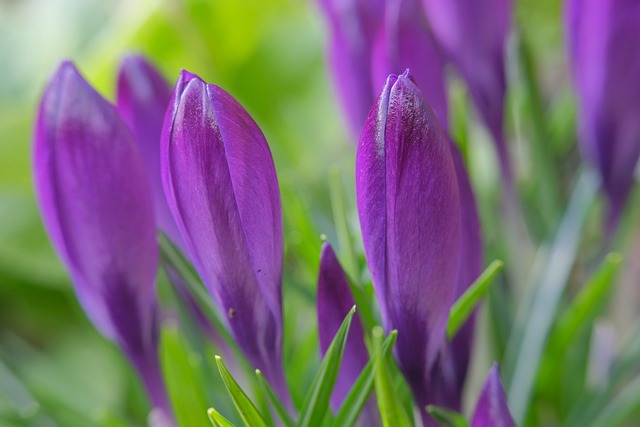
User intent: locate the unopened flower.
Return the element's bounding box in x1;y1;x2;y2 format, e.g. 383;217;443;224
161;70;287;397
566;0;640;228
356;69;461;421
34;62;170;417
471;364;515;427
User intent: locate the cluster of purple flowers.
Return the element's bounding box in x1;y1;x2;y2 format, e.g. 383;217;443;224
32;0;640;424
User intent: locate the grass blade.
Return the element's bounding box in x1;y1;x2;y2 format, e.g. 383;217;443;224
255;369;296;427
215;356;269;427
447;260;504;339
297;307;356;427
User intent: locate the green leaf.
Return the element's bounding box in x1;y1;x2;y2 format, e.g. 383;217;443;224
215;356;270;427
447;260;504;339
255;369;296;427
331;330;398;427
297;306;356;427
208;408;236;427
552;253;622;346
372;327;412;427
160;323;210;427
426;405;469;427
583;374;640;427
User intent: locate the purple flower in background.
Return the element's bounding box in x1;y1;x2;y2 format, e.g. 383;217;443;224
161;70;288;398
566;0;640;228
422;0;512;181
116;54;183;246
315;0;384;139
33;62;171;418
356;70;461;422
317;242;369;410
371;0;448;127
471;364;515;427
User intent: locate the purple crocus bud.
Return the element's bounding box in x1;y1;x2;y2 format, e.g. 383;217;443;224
356;70;461;418
33;62;170;417
371;0;448;127
315;0;384;139
422;0;512;181
161;70;287;398
116;54;183;245
471;364;515;427
317;242;369;409
566;0;640;229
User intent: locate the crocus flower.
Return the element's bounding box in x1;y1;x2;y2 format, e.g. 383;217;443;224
371;0;448;127
422;0;512;181
317;242;369;409
356;70;461;422
566;0;640;229
33;62;170;418
315;0;384;139
116;54;182;245
161;70;287;397
471;364;515;427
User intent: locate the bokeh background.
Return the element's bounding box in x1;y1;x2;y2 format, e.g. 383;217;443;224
4;0;639;425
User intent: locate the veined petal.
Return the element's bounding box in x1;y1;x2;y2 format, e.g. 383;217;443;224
471;364;515;427
34;61;167;413
356;70;461;411
317;242;369;409
116;54;182;245
371;0;448;127
161;70;285;390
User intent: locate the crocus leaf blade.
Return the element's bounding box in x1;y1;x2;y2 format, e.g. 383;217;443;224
447;260;504;340
208;408;237;427
215;356;270;427
255;370;296;427
298;306;356;427
426;405;469;427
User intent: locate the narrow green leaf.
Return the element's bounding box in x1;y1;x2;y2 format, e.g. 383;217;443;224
372;327;412;427
447;260;504;339
331;330;398;427
426;405;469;427
255;370;296;427
215;356;269;427
160;323;210;427
298;307;356;427
583;374;640;427
553;253;622;346
208;408;236;427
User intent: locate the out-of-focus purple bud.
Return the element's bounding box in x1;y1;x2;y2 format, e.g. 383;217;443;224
566;0;640;228
315;0;384;139
161;70;287;397
317;242;369;410
33;62;170;416
471;364;515;427
422;0;511;180
117;54;183;245
356;70;461;416
371;0;448;126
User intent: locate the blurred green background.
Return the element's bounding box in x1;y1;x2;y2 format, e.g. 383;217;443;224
5;0;636;426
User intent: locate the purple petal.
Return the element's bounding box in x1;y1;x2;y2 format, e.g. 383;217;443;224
317;242;369;410
33;61;168;413
471;364;515;427
371;0;448;127
356;70;461;410
422;0;511;179
315;0;384;139
566;0;640;228
116;54;183;246
161;70;286;394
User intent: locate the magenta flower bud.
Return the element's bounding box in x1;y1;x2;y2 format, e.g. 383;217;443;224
33;62;170;417
422;0;511;180
161;70;287;397
315;0;384;139
356;70;461;417
317;242;369;409
116;54;183;246
371;0;448;126
566;0;640;228
471;364;515;427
